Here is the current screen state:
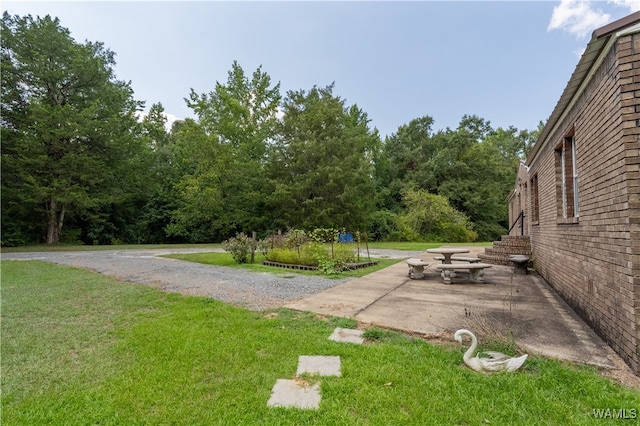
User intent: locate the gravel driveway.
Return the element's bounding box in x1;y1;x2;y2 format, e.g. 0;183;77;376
2;248;419;310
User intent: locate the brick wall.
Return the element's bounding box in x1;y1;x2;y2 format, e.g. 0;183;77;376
510;164;531;236
516;34;640;373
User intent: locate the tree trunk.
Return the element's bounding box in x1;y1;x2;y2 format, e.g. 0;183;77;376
46;198;65;244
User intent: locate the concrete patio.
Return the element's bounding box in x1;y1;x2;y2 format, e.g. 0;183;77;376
286;247;624;371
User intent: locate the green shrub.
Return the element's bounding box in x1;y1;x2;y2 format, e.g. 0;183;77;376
256;239;271;257
299;243;321;265
368;209;400;241
264;229;358;274
316;258;346;275
283;228;307;250
266;248;298;265
394;216;421;242
222;232;253;263
266;247;318;266
333;242;356;263
0;229;34;247
400;189;477;242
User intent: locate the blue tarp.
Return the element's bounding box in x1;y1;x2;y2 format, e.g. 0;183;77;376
338;233;354;243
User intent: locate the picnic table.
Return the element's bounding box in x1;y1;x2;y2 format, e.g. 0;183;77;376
427;247;491;284
427;247;470;281
426;247;470;264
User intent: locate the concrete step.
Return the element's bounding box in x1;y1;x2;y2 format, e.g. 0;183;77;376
479;235;531;266
484;247;531;256
501;235;531;243
477;253;512;266
493;240;531;249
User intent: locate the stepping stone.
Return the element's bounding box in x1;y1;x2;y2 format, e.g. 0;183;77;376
329;327;364;344
267;355;341;410
267;378;321;410
296;355;341;377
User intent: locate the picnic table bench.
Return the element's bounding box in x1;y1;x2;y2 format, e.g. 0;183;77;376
433;255;481;263
406;258;429;279
436;263;492;285
509;255;530;275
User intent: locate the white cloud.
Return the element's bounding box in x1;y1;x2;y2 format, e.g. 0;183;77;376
548;0;611;39
163;112;179;130
608;0;640;13
275;106;285;121
136;111;180;131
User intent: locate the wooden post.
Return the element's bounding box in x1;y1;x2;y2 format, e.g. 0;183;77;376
251;231;257;263
331;230;335;259
364;233;370;261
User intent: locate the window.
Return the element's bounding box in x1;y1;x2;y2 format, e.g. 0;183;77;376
531;174;539;223
555;132;579;220
524;183;528;213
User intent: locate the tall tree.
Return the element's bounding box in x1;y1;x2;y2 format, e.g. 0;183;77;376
128;102;178;244
168;62;281;241
141;102;170;150
377;114;535;241
378;115;438;210
269;84;379;231
1;13;143;244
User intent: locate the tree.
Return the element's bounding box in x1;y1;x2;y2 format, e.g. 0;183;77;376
141;102;170;150
128;102;179;244
268;84;380;231
1;13;143;244
377;116;437;210
377;114;535;241
423;118;507;240
399;188;476;242
436;122;522;239
168;62;281;241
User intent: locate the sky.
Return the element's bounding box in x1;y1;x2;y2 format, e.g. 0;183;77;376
3;0;640;138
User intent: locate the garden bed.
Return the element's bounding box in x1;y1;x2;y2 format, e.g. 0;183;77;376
261;260;378;271
261;261;317;271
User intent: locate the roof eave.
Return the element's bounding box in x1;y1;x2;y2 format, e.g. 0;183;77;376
526;11;640;167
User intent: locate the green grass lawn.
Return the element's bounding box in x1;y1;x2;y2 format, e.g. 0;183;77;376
2;260;638;425
163;251;401;279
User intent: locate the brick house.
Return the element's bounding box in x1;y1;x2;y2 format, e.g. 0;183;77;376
508;12;640;373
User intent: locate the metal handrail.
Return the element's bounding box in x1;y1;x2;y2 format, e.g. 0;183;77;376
508;211;525;236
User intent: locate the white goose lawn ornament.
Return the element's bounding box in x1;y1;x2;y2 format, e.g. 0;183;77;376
454;329;528;373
